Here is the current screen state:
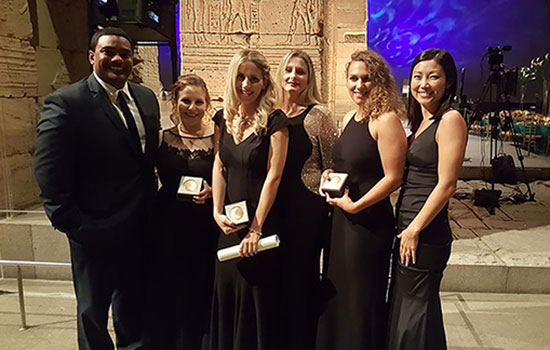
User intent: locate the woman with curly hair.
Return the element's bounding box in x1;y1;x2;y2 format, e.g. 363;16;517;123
316;49;408;350
210;49;289;350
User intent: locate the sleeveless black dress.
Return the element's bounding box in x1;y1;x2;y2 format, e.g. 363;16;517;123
316;116;395;350
278;105;333;350
210;109;288;350
146;127;218;350
388;118;452;350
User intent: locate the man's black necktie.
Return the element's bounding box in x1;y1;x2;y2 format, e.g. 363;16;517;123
117;92;141;152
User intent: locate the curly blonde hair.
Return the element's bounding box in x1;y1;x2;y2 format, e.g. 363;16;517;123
223;49;276;135
346;50;405;122
275;50;322;107
169;74;212;127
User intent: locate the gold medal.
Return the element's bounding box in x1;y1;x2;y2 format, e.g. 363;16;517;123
231;206;244;220
183;179;198;192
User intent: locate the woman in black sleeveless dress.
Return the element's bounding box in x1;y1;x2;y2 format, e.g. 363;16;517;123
316;50;407;350
274;50;338;349
210;49;288;350
147;74;218;349
387;49;467;350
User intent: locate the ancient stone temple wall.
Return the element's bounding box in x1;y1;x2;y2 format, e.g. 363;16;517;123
180;0;326;107
179;0;367;120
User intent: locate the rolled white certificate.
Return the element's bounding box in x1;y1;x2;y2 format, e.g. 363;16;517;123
217;234;281;262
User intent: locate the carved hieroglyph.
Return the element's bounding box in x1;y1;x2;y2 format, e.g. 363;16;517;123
180;0;325;103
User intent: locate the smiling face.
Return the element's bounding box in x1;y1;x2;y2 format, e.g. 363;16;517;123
176;85;208;128
283;56;309;97
346;61;372;106
235;60;265;107
410;59;448;114
89;34;133;89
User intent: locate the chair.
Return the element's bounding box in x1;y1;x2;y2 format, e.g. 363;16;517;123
521;122;541;156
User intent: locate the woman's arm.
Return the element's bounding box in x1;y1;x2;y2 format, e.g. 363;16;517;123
212;152;245;234
240;127;289;257
327;112;407;214
315;105;338;170
398;110;467;266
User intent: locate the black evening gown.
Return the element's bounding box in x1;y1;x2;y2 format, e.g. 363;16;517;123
209;109;288;350
316;116;395;350
146;127;218;350
278;105;334;350
388;118;452;350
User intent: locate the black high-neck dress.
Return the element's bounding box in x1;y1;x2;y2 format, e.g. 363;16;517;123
210;109;288;350
146;127;218;350
316;116;395;350
278;104;337;350
388;119;452;350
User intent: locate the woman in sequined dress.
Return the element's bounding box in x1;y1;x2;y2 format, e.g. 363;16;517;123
274;50;338;350
146;74;218;350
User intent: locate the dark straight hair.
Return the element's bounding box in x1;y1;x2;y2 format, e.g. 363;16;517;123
89;27;134;51
407;49;457;133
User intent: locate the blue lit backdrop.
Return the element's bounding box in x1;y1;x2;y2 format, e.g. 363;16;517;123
367;0;550;99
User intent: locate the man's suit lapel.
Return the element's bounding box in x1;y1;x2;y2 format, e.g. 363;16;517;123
87;75;142;158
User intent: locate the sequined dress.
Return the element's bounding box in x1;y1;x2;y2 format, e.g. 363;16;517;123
146;127;218;350
277;104;337;349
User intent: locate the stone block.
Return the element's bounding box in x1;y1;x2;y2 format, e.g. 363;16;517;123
5;153;41;209
0;0;33;40
0;224;35;278
442;264;508;293
482;227;550;268
506;266;550;293
0;97;37;157
0;37;38;98
32;225;71;280
36;47;64;96
449;238;505;266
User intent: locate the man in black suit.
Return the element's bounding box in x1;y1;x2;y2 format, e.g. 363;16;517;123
34;27;160;350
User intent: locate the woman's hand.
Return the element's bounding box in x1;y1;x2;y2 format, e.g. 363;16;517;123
239;230;261;257
319;168;335;196
193;180;212;204
214;212;246;235
397;226;420;266
326;189;359;214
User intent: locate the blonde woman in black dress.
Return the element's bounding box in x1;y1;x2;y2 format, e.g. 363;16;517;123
316;49;407;350
210;49;289;350
275;50;337;349
388;49;467;350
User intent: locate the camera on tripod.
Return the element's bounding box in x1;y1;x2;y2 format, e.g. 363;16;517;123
487;45;512;70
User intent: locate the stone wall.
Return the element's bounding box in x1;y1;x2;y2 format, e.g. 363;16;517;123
179;0;367;121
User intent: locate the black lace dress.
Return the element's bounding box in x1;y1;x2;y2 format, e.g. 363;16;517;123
146;127;218;350
209;109;288;350
316;116;395;350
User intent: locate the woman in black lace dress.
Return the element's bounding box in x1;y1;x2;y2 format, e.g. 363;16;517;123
210;49;288;350
146;74;218;349
316;50;407;350
274;50;337;349
387;49;467;350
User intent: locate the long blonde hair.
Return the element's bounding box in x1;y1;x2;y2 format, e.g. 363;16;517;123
346;49;405;122
223;49;276;134
169;74;212;127
275;50;322;107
